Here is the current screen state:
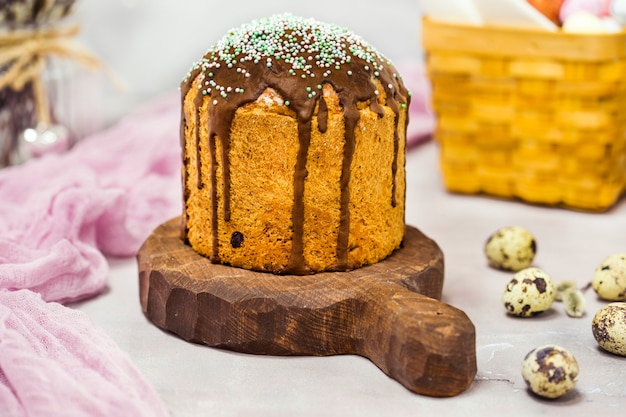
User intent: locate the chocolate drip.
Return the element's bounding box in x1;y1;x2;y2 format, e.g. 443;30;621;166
317;95;328;134
180;15;410;273
387;95;401;209
207;103;237;223
207;132;220;260
334;104;359;269
179;95;188;240
193;92;205;190
285;117;312;274
391;125;399;208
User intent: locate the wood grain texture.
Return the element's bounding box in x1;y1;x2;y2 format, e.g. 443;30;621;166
138;217;476;397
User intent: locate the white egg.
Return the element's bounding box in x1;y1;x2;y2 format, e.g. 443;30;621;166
602;17;622;33
592;302;626;356
562;11;606;33
592;253;626;301
521;345;579;399
502;268;555;317
485;226;536;272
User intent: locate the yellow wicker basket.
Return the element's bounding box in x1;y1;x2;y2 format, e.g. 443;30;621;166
422;18;626;211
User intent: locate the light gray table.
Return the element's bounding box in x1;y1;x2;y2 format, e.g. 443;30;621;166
76;141;626;416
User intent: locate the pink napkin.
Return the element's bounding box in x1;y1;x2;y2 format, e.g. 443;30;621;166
396;61;435;147
0;93;181;303
0;289;169;417
0;93;180;416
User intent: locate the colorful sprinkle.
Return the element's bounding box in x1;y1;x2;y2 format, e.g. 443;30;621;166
182;13;409;119
183;13;398;92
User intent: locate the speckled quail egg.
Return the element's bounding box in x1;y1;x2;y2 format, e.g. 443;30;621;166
485;226;536;271
592;302;626;356
502;267;555;317
521;345;579;399
592;253;626;301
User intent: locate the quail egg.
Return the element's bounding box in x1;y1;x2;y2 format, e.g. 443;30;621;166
521;345;579;399
592;302;626;356
502;268;555;317
485;226;536;271
592;253;626;301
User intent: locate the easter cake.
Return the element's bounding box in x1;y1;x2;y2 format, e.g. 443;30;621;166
180;14;411;274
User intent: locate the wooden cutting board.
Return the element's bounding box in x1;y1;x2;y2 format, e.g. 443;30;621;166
138;217;476;397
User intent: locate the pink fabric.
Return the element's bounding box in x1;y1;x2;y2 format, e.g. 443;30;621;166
0;94;180;417
396;61;435;147
0;289;169;417
559;0;612;20
0;93;181;303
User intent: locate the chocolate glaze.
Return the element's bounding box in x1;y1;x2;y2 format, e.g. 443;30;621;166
180;14;410;273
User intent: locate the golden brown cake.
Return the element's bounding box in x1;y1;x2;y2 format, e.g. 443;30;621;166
180;14;410;274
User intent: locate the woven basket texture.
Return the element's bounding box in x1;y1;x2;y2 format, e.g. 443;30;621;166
423;19;626;211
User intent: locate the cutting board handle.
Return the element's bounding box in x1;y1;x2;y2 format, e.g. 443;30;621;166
358;284;476;397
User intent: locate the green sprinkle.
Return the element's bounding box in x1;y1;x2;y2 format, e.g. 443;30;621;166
285;100;290;106
184;13;403;106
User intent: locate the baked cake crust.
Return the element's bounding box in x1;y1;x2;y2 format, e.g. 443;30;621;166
180;14;410;274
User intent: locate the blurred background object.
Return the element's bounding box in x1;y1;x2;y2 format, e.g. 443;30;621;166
73;0;424;127
0;0;102;166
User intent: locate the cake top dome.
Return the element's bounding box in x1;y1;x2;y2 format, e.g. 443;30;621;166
181;13;410;120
